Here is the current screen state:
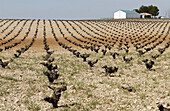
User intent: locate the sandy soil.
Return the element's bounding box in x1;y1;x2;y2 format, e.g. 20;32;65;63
0;19;169;111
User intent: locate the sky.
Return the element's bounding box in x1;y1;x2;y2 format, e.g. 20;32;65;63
0;0;169;20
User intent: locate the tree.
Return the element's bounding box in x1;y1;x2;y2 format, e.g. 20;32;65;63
139;5;149;13
134;5;159;17
133;9;139;13
148;5;159;16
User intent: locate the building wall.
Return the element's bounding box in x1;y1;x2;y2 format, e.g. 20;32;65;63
126;13;140;18
114;11;126;19
140;14;152;18
114;10;140;19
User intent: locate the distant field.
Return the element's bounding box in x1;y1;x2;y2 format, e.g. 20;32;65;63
0;19;170;111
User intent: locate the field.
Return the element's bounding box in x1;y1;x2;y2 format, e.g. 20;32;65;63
0;19;170;111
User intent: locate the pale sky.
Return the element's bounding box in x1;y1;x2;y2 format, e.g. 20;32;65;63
0;0;169;19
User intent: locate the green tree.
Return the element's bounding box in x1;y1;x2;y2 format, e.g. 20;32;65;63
148;5;159;16
138;5;149;13
134;5;159;17
133;9;139;13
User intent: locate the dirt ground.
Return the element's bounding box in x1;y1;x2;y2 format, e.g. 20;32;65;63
0;19;170;111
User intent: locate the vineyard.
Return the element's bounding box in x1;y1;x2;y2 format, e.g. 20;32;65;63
0;19;170;111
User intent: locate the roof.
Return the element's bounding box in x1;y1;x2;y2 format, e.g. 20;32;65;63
120;10;138;14
140;13;152;16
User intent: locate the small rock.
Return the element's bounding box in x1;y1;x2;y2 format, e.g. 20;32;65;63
1;97;7;101
147;106;152;110
20;104;24;107
14;99;19;103
164;66;169;69
120;105;126;108
0;104;5;107
115;88;119;93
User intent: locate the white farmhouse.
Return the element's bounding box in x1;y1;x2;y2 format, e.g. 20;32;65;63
140;13;152;18
114;10;140;19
